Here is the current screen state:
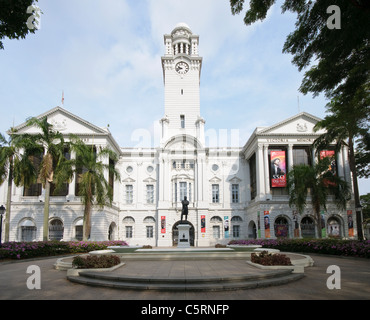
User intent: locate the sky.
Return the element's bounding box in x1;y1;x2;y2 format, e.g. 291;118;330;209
0;0;368;194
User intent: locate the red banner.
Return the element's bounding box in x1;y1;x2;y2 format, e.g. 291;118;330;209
270;151;287;187
161;216;166;234
201;215;206;233
320;150;337;186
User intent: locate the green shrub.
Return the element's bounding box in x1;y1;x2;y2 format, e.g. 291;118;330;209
72;255;121;269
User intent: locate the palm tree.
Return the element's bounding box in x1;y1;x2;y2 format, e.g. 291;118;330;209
23;117;73;241
313;91;369;240
70;137;120;241
0;129;39;242
287;157;350;238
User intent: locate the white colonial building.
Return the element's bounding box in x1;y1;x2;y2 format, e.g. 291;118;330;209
0;23;357;246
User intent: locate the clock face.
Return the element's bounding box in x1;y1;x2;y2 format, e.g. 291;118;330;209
175;62;189;74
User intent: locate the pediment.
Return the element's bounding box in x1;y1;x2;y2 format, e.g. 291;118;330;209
209;176;222;183
258;112;324;135
13;107;108;136
123;177;136;183
227;176;242;183
143;177;157;183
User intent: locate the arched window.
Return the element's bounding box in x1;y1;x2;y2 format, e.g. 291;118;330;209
231;216;243;238
327;217;341;238
210;216;222;239
123;217;135;239
49;219;64;241
143;217;156;224
75;219;83;241
19;219;37;242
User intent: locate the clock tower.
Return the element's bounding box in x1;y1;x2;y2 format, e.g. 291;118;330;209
160;23;205;146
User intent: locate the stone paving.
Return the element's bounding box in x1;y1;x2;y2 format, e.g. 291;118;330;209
0;254;369;300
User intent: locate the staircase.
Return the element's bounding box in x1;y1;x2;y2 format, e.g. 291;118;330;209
67;269;304;291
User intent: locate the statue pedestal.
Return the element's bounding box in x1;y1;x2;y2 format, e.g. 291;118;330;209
177;223;191;248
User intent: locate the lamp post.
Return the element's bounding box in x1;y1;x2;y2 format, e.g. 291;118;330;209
356;205;363;240
0;205;5;247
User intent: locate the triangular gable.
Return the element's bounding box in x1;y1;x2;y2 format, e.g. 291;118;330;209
12;106;108;136
143;177;157;183
258;112;324;135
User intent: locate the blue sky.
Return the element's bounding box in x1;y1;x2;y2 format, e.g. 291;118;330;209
0;0;368;194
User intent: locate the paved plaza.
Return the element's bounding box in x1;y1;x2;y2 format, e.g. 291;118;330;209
0;253;369;300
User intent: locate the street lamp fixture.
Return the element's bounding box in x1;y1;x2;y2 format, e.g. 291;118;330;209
0;205;5;247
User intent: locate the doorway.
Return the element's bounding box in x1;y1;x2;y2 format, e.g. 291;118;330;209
172;221;195;246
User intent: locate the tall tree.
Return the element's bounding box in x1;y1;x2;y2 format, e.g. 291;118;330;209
23;117;73;241
70;137;120;241
0;0;41;49
0;128;38;242
287;157;350;238
229;0;370;101
313;90;369;240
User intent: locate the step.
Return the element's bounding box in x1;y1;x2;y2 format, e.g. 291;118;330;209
67;269;304;292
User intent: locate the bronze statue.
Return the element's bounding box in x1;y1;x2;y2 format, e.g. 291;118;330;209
181;196;189;222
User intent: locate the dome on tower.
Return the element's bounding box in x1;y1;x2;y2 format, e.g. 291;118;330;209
175;22;191;30
172;23;192;36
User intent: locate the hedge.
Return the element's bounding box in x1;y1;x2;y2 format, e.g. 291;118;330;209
0;240;128;260
229;239;370;258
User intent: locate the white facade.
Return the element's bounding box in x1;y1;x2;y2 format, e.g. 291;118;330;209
0;24;357;245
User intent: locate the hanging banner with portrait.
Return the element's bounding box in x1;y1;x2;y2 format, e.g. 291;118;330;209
270;151;287;188
161;216;166;234
264;211;270;238
224;216;229;238
347;210;354;237
257;211;261;238
201;215;206;233
320;150;337;186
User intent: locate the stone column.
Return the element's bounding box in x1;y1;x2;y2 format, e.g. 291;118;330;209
256;144;265;200
264;144;271;196
288;144;294;170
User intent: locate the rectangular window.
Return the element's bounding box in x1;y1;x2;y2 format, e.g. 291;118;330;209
174;182;178;202
213;226;220;239
180;115;185;129
75;146;97;196
126;185;133;204
233;225;240;238
125;226;133;238
232;184;239;203
212;184;220;203
180;182;187;201
146;185;154;204
189;183;192;202
293;146;312;166
146;226;154;238
23;151;43;197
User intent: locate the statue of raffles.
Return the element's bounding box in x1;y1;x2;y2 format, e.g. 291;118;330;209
181;196;189;222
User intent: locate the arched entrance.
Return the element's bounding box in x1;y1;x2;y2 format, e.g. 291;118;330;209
274;216;289;238
247;221;257;239
301;216;315;238
172;221;195;246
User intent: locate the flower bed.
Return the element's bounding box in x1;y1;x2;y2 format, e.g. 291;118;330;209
251;251;292;266
229;239;370;259
72;255;121;269
0;240;128;260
